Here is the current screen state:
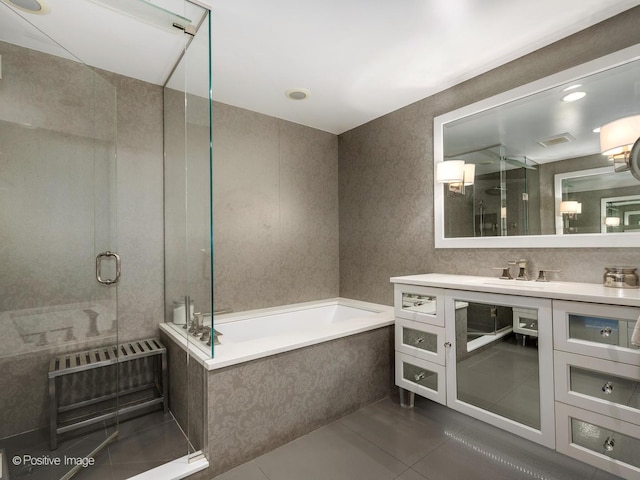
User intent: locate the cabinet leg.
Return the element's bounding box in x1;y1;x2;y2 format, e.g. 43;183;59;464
399;387;415;408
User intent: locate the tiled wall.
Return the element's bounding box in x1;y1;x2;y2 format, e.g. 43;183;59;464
212;103;340;313
338;7;640;306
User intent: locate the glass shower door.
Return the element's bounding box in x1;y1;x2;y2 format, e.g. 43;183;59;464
0;6;120;478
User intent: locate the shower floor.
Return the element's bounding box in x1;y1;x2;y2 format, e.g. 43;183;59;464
0;410;191;480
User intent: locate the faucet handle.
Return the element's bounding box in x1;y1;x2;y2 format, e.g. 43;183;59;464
493;267;513;280
536;269;560;282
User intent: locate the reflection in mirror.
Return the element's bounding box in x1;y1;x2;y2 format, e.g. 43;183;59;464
554;168;640;234
435;45;640;248
454;300;540;429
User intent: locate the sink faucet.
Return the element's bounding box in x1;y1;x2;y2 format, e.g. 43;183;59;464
516;259;528;281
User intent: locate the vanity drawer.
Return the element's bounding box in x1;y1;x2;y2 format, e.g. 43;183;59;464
395;352;446;405
554;351;640;426
395;318;446;365
553;300;640;364
394;284;445;326
556;402;640;479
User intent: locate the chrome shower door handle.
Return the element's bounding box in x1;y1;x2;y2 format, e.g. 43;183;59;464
96;251;121;285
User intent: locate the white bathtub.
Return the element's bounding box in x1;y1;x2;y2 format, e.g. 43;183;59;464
160;298;394;370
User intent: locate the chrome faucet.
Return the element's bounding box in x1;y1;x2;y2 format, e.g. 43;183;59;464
516;259;528;281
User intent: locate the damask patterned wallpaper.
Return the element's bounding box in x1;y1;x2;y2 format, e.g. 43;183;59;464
338;7;640;306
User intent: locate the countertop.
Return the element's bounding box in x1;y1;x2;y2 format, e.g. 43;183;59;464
390;273;640;308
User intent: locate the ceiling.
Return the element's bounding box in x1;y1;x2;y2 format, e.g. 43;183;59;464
1;0;639;134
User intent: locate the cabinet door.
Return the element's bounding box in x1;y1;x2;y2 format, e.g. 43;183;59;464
394;284;445;326
444;290;555;449
556;402;640;479
553;301;640;365
554;351;640;426
395;318;446;365
395;352;446;405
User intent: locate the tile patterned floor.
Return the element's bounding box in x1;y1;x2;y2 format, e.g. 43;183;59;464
212;395;624;480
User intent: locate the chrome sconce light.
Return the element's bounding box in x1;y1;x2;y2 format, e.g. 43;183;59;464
559;200;582;219
436;161;475;195
600;115;640;180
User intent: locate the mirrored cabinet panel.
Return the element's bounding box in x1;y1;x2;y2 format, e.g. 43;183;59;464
557;403;640;479
553;300;640;365
394;285;445;326
445;291;555;448
395;352;446;405
452;299;541;429
395;318;446;365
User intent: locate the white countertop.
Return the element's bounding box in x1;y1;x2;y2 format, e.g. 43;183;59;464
390;273;640;308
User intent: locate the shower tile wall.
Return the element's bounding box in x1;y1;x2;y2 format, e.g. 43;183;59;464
0;42;164;438
338;6;640;306
212;102;339;313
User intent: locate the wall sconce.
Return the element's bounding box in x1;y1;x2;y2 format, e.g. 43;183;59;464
559;201;582;218
436;161;474;195
604;216;621;227
600;114;640;174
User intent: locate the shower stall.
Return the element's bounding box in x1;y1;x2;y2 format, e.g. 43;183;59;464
442;144;541;238
0;0;211;478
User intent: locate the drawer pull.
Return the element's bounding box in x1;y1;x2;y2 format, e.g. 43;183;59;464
603;437;615;452
414;337;425;344
444;342;452;348
602;382;614;394
600;327;613;337
414;371;426;382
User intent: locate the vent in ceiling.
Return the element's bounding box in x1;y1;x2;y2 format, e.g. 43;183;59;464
537;133;575;148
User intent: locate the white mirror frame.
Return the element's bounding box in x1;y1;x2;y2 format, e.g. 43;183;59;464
434;44;640;249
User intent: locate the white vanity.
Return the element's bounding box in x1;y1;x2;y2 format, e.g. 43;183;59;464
391;274;640;480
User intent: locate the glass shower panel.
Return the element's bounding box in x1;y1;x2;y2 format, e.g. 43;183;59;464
0;6;119;476
163;1;211;461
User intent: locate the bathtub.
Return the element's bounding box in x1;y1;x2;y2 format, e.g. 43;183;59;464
160;297;394;370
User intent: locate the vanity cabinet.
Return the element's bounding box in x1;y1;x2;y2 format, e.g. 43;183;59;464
392;280;555;449
552;300;640;479
391;274;640;480
393;284;447;405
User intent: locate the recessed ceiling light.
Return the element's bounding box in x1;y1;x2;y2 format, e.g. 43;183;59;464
562;84;582;91
285;88;310;100
593;127;601;133
562;91;586;102
1;0;50;14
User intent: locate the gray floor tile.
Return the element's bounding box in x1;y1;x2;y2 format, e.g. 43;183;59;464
445;418;597;480
255;422;407;480
412;438;524;480
108;420;187;465
339;398;449;465
212;460;271;480
591;467;626;479
407;396;476;433
394;468;430;480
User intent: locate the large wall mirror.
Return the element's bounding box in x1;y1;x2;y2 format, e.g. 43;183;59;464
434;44;640;248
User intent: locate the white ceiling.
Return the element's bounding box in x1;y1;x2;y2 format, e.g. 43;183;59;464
205;0;639;134
1;0;639;134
